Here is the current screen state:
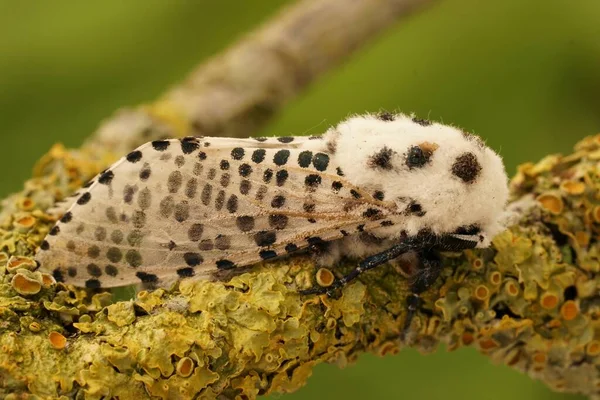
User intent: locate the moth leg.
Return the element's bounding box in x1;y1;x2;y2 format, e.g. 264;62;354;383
402;250;443;340
300;239;421;296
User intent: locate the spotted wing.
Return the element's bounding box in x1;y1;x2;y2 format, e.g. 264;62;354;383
36;136;397;288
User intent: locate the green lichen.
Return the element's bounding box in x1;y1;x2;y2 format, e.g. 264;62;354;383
3;131;600;398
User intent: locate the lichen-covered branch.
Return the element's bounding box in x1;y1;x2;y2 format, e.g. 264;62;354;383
3;135;600;399
88;0;436;157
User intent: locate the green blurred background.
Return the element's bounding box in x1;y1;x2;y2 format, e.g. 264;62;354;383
1;0;598;399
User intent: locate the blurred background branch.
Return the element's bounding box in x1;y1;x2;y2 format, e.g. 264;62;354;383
86;0;435;155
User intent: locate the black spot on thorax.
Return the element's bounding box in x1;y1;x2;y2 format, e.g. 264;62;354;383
412;117;432;126
405;146;432;169
377;112;395;121
452;152;481;183
368;147;395;170
405;201;426;217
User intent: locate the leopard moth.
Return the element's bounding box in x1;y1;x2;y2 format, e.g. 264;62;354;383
36;112;509;333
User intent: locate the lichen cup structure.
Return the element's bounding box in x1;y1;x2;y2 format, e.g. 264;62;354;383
2;121;600;398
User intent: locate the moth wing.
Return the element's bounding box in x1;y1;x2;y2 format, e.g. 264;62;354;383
36;136;397;288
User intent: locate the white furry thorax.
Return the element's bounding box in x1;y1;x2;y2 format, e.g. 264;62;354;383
305;113;509;247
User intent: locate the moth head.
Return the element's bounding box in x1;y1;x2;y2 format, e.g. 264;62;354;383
332;113;509;247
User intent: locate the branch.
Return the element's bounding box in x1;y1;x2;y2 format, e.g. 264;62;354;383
87;0;436;156
3;141;598;399
4;0;597;399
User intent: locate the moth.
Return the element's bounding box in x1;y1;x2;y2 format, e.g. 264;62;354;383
36;113;509;333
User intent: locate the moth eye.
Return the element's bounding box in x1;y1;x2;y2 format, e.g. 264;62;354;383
405;146;431;169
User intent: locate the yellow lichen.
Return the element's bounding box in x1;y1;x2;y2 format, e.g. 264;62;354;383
107;301;136;327
488;271;502;286
28;322;42;332
474;285;489;301
537;193;564;215
593;206;600;223
471;258;484;270
315;268;334;287
12;214;37;232
40;273;56;287
11;271;42;295
587;341;600;356
3;117;600;399
540;292;559;309
6;256;38;272
560;180;586;195
504;280;520;297
377;341;400;356
176;357;195;378
16;197;35;211
560;300;579;321
461;332;475;346
48;331;67;350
